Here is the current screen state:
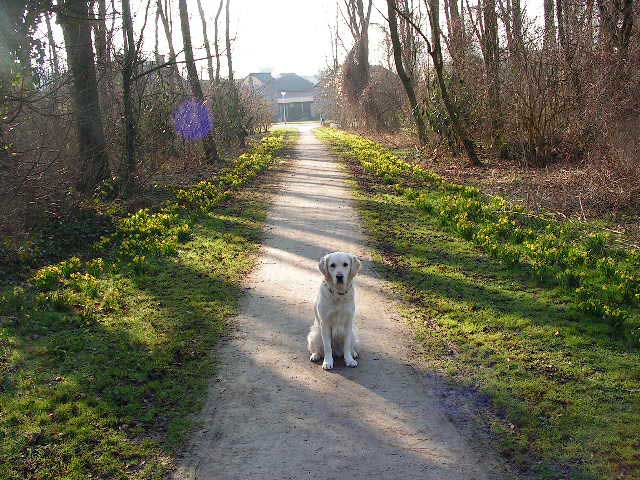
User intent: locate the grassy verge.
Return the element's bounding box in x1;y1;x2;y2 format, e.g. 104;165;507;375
0;130;297;479
316;127;640;479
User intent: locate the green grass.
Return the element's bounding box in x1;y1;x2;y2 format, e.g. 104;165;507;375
0;130;297;479
316;128;640;479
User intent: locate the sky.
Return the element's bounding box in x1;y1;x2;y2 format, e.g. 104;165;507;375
180;0;544;79
41;0;545;80
157;0;382;79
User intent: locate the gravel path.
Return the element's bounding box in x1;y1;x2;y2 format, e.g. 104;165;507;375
173;124;508;480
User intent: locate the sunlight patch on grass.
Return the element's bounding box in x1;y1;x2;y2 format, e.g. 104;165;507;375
0;130;298;479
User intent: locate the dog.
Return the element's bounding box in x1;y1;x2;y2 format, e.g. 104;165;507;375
307;252;361;370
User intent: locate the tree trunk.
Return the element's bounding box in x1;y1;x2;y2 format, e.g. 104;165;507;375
154;8;161;63
196;0;215;82
387;0;428;145
213;0;224;83
543;0;556;48
511;0;523;56
44;12;60;76
444;0;466;66
597;0;635;55
224;0;247;145
58;0;110;192
556;0;582;99
157;0;177;64
225;0;234;82
178;0;220;163
428;0;481;165
482;0;501;146
619;0;634;54
94;0;115;137
120;0;137;190
556;0;566;50
94;0;109;73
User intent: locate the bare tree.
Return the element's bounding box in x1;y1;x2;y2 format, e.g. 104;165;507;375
544;0;557;48
444;0;468;68
120;0;137;188
178;0;220;163
43;11;60;76
214;0;224;83
225;0;234;82
394;0;481;165
58;0;110;192
157;0;177;64
597;0;635;54
196;0;215;81
482;0;501;145
387;0;428;145
341;0;373;111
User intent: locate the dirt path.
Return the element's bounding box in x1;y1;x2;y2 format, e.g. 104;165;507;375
173;124;508;480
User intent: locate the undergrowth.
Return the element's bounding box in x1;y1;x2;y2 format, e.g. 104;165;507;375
0;129;297;479
316;127;640;344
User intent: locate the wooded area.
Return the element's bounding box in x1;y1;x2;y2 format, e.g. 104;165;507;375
318;0;639;215
1;0;272;265
2;0;638;259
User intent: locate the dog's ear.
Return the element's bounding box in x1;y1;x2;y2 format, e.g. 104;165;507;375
348;255;361;284
318;254;332;282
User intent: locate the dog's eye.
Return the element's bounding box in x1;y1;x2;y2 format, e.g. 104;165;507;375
330;263;335;268
343;263;348;267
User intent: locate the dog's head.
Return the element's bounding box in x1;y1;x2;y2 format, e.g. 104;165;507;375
318;252;361;292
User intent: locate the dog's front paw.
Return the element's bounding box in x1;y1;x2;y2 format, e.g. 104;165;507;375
345;357;358;368
309;353;322;362
322;358;334;370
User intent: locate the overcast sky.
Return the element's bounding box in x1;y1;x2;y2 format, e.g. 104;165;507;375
145;0;544;79
152;0;378;79
43;0;545;80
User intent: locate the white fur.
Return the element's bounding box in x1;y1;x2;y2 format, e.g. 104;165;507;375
307;251;361;370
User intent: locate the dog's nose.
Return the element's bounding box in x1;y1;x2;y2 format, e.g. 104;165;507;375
336;273;344;283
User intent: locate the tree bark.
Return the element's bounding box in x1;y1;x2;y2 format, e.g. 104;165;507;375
120;0;137;190
482;0;501;146
387;0;428;145
556;0;582;98
427;0;481;165
178;0;220;163
94;0;109;73
510;0;523;57
157;0;177;64
597;0;635;54
444;0;466;67
44;11;60;76
214;0;224;83
225;0;234;82
543;0;556;48
196;0;215;82
94;0;115;136
58;0;110;192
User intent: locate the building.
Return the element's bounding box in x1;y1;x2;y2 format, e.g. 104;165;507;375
242;72;318;122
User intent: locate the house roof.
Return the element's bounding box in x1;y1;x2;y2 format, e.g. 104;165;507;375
248;72;274;85
272;73;314;92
